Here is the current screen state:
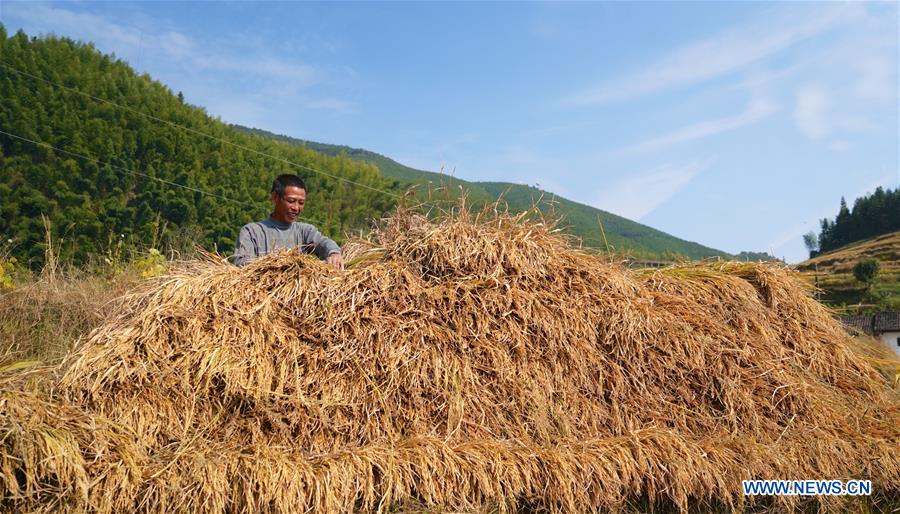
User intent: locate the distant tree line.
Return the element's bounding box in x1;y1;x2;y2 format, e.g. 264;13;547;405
734;251;781;263
809;187;900;256
0;27;399;267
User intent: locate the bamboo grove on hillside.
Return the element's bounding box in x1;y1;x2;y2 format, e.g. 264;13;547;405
0;26;397;267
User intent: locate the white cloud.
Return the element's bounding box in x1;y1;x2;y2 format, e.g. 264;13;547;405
853;56;897;101
3;3;132;44
192;56;317;84
3;3;186;59
829;140;851;152
625;98;777;153
793;85;830;140
792;70;887;143
157;31;193;59
302;97;354;113
3;3;321;85
562;3;863;106
593;159;715;220
1;1;363;125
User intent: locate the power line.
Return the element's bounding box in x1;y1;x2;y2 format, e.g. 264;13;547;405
0;61;405;201
0;128;328;226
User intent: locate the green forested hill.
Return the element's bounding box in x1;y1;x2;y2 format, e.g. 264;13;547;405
0;26;727;267
476;182;729;259
235;125;497;206
235;126;730;260
0;28;397;266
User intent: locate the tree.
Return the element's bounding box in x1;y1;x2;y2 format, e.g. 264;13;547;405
817;188;900;254
802;231;819;258
852;258;880;287
0;26;398;267
831;197;852;249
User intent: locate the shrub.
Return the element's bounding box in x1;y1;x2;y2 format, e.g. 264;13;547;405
853;258;880;286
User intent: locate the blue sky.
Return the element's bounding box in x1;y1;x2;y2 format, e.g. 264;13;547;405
1;1;897;262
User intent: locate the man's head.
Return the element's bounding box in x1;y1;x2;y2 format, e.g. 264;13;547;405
270;174;307;224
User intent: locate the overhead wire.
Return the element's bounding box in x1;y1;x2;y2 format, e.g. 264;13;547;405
0;129;329;227
0;59;446;229
0;61;406;202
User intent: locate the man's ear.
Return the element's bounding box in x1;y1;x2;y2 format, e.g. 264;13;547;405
270;191;278;203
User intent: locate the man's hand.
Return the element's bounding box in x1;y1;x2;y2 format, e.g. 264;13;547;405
326;252;344;270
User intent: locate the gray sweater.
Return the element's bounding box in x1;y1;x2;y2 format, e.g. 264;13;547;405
233;217;341;267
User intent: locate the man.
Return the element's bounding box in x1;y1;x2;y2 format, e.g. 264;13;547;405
233;174;344;269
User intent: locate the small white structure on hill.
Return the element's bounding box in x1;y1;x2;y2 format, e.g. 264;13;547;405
840;311;900;358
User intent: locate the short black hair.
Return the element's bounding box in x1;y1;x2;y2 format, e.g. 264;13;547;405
271;174;306;198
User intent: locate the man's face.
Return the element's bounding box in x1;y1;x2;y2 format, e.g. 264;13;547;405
271;185;306;223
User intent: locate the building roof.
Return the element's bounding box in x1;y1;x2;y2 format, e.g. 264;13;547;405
873;311;900;332
839;314;874;335
838;311;900;335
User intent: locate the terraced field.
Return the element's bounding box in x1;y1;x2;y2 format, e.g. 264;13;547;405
795;231;900;310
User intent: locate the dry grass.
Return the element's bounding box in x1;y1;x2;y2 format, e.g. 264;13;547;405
0;271;140;366
847;335;900;388
794;231;900;309
2;206;899;512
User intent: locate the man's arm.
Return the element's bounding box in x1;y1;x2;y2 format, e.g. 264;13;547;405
233;225;259;267
299;223;342;266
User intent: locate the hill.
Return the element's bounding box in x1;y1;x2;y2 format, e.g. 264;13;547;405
234;126;730;260
795;231;900;309
0;24;726;266
0;27;397;267
235;126;487;200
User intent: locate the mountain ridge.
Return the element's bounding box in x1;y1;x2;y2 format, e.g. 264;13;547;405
234;125;731;260
0;24;728;264
0;28;396;265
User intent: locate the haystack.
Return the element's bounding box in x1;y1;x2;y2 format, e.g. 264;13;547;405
2;207;898;512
